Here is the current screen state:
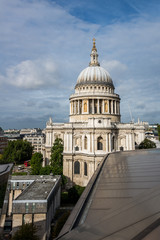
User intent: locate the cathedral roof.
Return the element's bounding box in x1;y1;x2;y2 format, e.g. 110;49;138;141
75;39;114;89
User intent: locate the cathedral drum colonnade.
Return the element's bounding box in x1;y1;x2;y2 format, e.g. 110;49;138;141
44;39;145;186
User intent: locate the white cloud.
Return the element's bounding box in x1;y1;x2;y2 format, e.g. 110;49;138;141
1;59;59;89
0;0;160;128
101;60;128;82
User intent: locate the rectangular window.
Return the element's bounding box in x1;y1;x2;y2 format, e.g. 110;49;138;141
32;203;35;213
25;203;29;213
13;182;15;190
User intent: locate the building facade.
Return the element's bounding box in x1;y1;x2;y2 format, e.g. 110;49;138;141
44;39;145;186
0;136;8;154
6;175;61;240
23;134;45;154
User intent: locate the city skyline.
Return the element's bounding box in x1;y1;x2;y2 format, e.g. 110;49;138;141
0;0;160;129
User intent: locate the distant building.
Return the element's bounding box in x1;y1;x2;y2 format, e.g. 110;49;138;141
23;134;45;154
4;175;61;240
4;129;20;134
20;128;42;136
0;136;8;154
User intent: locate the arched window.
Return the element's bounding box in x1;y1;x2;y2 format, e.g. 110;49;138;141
97;136;103;150
84;136;87;150
84;162;87;176
74;161;80;174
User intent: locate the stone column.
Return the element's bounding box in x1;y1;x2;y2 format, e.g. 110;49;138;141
74;101;77;114
72;101;74;114
70;133;72;152
102;100;105;113
70;102;72;115
78;100;80;114
67;133;70;151
111;101;113;114
92;99;94;114
88;134;91;153
97;99;100;114
49;132;51;146
115;101;117;114
130;133;132;150
108;133;111;152
132;132;135;150
82;135;85;150
106;133;109;152
126;134;129;150
92;133;94;153
87;99;89;114
82;100;84;114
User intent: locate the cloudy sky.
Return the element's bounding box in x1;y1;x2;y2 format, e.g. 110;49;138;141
0;0;160;129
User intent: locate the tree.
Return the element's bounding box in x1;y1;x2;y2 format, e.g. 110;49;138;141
11;223;39;240
50;138;63;167
157;124;160;141
50;138;67;185
68;185;85;204
30;152;43;175
2;140;33;164
139;138;156;149
39;165;52;175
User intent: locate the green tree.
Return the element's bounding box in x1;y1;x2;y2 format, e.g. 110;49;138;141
50;138;63;167
11;223;39;240
139;138;156;149
39;165;52;175
157;124;160;141
50;138;67;185
68;185;85;204
30;152;43;175
2;140;33;164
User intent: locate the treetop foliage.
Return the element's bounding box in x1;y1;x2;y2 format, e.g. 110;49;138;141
11;223;39;240
50;138;63;166
2;140;33;164
139;138;156;149
157;124;160;141
30;152;43;175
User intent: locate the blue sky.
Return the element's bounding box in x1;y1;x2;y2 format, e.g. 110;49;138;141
0;0;160;129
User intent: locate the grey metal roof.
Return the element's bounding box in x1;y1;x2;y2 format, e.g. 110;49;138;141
0;164;13;175
57;149;160;240
12;175;60;201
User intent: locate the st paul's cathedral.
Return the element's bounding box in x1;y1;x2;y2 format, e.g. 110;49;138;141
44;39;145;186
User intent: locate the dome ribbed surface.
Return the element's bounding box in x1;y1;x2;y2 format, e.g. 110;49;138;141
76;66;114;87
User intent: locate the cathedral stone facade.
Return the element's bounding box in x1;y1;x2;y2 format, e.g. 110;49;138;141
44;39;145;186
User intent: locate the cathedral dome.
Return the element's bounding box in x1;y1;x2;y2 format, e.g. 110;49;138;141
76;66;114;88
75;38;114;89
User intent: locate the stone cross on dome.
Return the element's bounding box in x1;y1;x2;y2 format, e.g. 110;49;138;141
92;38;97;51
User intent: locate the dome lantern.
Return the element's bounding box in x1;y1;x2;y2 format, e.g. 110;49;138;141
89;38;100;67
